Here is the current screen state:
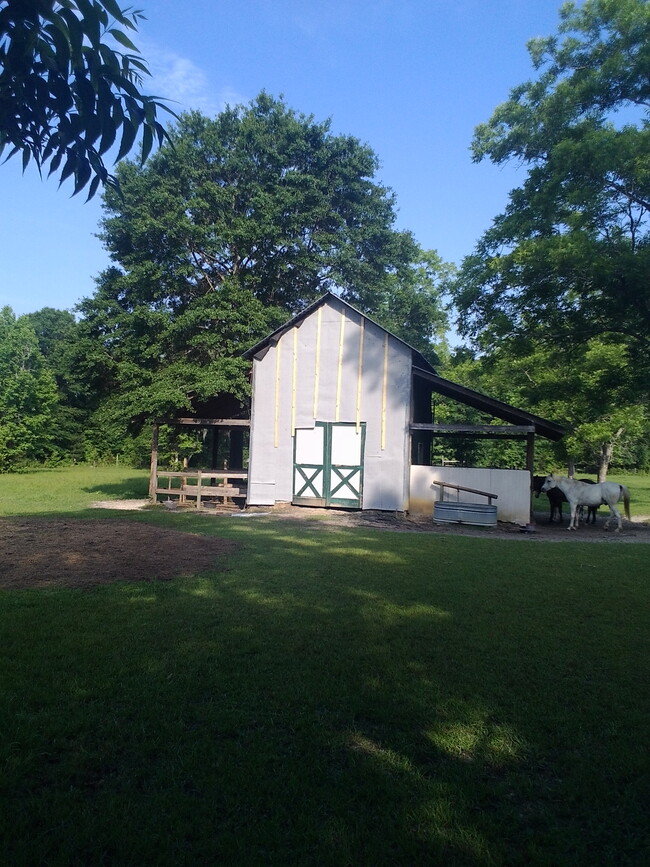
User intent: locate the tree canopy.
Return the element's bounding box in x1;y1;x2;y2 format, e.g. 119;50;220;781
0;307;59;470
452;0;650;371
97;94;424;314
0;0;170;196
79;93;449;425
444;334;649;477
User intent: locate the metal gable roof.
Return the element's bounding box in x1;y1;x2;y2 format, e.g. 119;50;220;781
242;291;436;372
242;291;565;442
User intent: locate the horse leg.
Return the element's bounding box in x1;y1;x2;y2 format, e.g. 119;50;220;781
612;505;622;533
604;505;622;532
568;504;578;530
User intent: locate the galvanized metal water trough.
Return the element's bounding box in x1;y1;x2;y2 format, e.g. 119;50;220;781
433;500;498;527
432;480;498;527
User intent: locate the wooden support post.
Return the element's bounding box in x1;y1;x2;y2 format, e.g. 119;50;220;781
148;424;159;502
229;428;244;470
526;431;535;526
211;428;219;469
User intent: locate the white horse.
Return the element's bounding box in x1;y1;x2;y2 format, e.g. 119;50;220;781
540;474;631;532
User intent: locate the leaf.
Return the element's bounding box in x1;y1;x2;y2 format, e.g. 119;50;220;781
140;123;153;164
73;74;97;117
98;115;117;155
47;149;64;177
102;0;131;24
108;28;139;53
99;43;121;76
59;151;78;185
75;0;101;47
72;156;92;196
45;19;72;70
56;7;85;65
85;173;102;201
115;118;137;162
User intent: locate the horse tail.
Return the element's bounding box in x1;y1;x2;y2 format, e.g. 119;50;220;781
621;485;631;520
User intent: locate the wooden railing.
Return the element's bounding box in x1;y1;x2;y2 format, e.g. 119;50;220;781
154;469;248;510
430;479;498;506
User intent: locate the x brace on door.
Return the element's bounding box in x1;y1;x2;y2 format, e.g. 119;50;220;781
294;465;323;499
329;466;360;499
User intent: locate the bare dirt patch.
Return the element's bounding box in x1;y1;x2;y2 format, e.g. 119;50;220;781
238;502;650;543
0;518;236;590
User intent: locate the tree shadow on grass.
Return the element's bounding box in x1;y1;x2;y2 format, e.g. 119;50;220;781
2;517;648;865
83;476;150;499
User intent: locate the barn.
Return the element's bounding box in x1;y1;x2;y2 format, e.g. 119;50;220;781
243;292;565;521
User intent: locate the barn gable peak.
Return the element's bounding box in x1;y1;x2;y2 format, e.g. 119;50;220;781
242;291;436;373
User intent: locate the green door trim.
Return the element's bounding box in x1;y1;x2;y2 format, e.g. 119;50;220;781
293;421;365;509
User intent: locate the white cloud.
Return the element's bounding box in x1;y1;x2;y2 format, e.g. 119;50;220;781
143;44;247;118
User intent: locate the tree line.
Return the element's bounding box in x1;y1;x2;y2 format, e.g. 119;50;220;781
1;0;649;477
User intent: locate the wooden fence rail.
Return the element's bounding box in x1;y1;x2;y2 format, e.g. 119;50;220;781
153;469;248;510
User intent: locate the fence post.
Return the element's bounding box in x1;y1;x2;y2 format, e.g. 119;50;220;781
148;424;159;502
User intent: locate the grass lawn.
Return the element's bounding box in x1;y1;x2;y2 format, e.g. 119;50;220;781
0;467;649;864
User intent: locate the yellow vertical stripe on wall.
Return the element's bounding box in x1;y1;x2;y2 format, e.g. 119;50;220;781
335;311;346;422
313;306;322;419
291;327;297;435
274;335;282;448
356;317;364;432
381;334;388;450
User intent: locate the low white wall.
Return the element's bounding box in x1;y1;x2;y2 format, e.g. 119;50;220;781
409;466;531;525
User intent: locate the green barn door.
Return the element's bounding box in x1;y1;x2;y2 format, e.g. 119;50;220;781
326;422;365;508
293;424;327;506
293;422;365;509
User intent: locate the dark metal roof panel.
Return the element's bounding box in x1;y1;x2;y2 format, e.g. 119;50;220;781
413;367;566;441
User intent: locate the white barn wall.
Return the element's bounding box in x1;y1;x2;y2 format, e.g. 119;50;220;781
247;296;412;510
409;466;531;524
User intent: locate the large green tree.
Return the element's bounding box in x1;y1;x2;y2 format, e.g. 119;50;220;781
0;307;59;470
0;0;170;196
443;334;649;478
24;307;94;459
79;93;447;429
96;94;423;314
452;0;650;374
375;249;452;363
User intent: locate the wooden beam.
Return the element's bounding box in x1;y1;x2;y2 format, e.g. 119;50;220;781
160;418;250;427
410;423;535;438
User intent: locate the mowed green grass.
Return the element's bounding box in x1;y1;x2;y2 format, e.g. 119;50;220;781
0;467;649;865
0;464;151;515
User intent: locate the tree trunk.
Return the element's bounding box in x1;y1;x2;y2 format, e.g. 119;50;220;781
597;442;614;482
597;427;624;482
567;459;576;478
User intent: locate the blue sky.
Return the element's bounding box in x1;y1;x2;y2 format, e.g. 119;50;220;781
1;0;569;318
